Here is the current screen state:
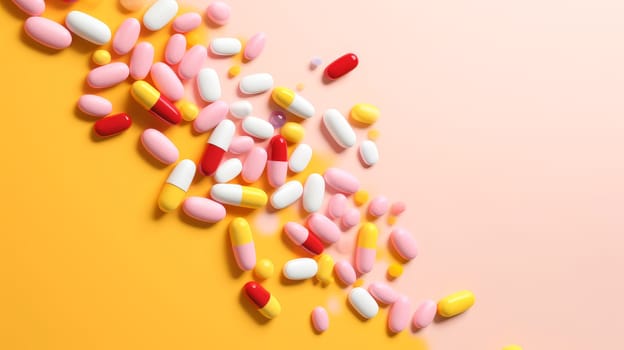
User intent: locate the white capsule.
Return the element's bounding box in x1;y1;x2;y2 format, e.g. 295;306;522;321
239;73;274;95
289;143;312;173
65;11;111;45
214;158;242;183
210;37;242;56
303;173;325;213
359;140;379;166
229;100;253;119
323;109;356;148
348;287;379;319
283;258;318;280
143;0;178;31
208;119;235;150
270;181;303;209
166;159;196;191
242;116;275;139
197;68;221;102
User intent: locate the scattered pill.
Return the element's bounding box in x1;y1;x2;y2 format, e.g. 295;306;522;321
390;201;406;216
65;11;111;45
78;94;112;117
288;143;312;173
197;68;222;102
229;136;254;155
151;62;184;101
199;119;235;175
387;263;403;279
341;208;361;229
269;110;287;128
210;37;242;56
229;217;257;271
267;135;288;187
359;140;379;167
368;196;389;217
368;282;399;305
193;100;228;133
311;307;329;332
24;16;72;50
210;184;267;209
327;194;347;219
131;80;182;124
280;122;305;143
140;128;179;165
389;228;418;261
87;62;129;88
353;190;369;206
303;173;325;213
241;147;267;183
229;100;253;119
215;158;243;183
437;290;475;318
129;42;154;80
175;100;199;122
206;1;231;26
334;260;356;286
239;73;274;95
172;12;201;33
348;287;378;319
120;0;147;12
243;281;281;319
92;49;111;65
178;45;207;80
165;34;186;65
143;0;178;31
242;116;275;139
158;159;195;212
12;0;45;16
243;32;266;61
350;103;380;125
367;129;380;140
270;181;303;210
306;213;340;244
271;87;315;119
412;300;436;329
254;258;274;280
324;168;360;195
325;53;358;80
309;57;322;69
94;113;132;137
283;258;318;280
323;109;356;148
388;296;411;333
182;196;226;223
112;18;140;55
284;222;324;255
355;223;378;274
316;253;334;285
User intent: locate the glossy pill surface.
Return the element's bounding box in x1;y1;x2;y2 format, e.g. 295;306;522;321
437;290;475;317
143;0;178;31
270;181;303;210
94;113;132;136
229;136;254;155
182;197;226;223
112;18;140;55
244;32;266;61
210;37;242;56
130;42;154;80
197;68;221;102
178;45;207;80
151;62;184;101
412;300;437;329
389;228;418;261
324;168;360;195
368;282;400;304
311;307;329;333
323;109;356;148
334;261;356;286
242;147;267;183
215;158;242;183
172;12;201;33
13;0;45;16
65;11;111;45
388;296;411;333
360;140;379;166
24;17;72;50
87;63;129;88
350;103;380;125
78;95;112;117
303;173;324;213
348;287;378;319
306;213;340;244
140;128;179;164
243;281;281;319
242;116;274;139
280;122;305;143
288;143;312;173
283;258;318;280
165;34;186;65
239;73;274;95
230;100;253;119
194;101;228;133
206;1;231;26
325;53;358;79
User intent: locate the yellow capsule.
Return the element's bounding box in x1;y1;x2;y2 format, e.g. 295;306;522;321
315;253;335;285
357;223;378;249
353;279;365;287
175;100;199;122
437;290;475;317
92;49;111;65
229;217;254;245
387;263;404;279
367;129;380;141
350;103;380;125
254;259;274;280
280;122;305;143
228;65;241;78
502;345;523;350
353;190;369;206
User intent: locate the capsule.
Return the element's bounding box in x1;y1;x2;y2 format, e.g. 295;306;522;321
267;135;288;187
94;113;132;136
243;281;281;319
315;253;334;285
355;223;378;274
271;87;315;119
283;222;324;255
210;184;267;209
229;218;256;271
325;53;358;80
199;119;235;176
131;81;182;124
158;159;196;212
437;290;475;317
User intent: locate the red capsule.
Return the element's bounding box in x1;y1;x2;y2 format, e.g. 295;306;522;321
94;113;132;136
324;53;358;80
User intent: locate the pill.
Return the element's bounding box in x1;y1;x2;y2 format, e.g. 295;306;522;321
165;34;186;65
229;136;254;155
502;345;523;350
199;119;235;175
280;122;305;143
242;147;267;183
390;201;406;216
355;223;378;274
283;258;318;280
334;260;356;286
412;300;436;329
388;296;411;333
229;101;252;119
360;140;379;166
269;110;287;128
306;213;340;244
303;173;324;213
94;113;132;137
140;128;179;165
437;290;475;317
368;282;399;305
215;158;242;183
323;109;356;148
350;103;379;125
353;190;369;206
182;197;226;223
239;73;274;95
150;62;184;101
266;135;288;187
210;37;241;56
206;1;231;26
389;228;418;261
128;42;154;80
348;287;378;319
130;80;182;124
283;222;324;255
175;100;199;122
193;100;228;134
254;258;274;280
92;50;111;65
311;307;329;332
24;17;72;50
243;281;280;319
228;65;241;77
324;168;360;195
367;129;380;140
326;194;347;219
210;184;267;209
87;62;129;88
172;12;201;33
143;0;178;31
241;117;274;140
197;68;221;102
112;18;140;55
341;208;361;229
325;53;358;80
387;263;403;279
368;196;389;217
178;45;207;80
78;94;112;117
309;57;322;69
316;253;334;285
65;11;111;45
12;0;45;16
158;159;195;212
244;32;266;61
229;217;256;271
270;181;303;210
271;87;315;119
288;143;312;173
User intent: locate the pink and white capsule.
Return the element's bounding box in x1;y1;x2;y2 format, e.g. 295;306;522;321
178;45;207;80
182;197;226;223
288;143;312;173
151;62;184;101
389;228;418;261
324;168;360;195
368;282;400;305
303;173;324;213
270;181;303;210
355;223;378;274
334;261;356;286
306;213;340;244
193;101;228;134
165;34;186;65
130;42;154;80
412;300;437;329
388;296;411;333
112;18;140;55
242;147;267;183
229;217;256;271
327;194;347;219
141;128;179;165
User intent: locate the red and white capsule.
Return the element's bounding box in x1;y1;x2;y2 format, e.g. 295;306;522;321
199;119;235;176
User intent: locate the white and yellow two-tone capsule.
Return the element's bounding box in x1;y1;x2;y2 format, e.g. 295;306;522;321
158;159;196;212
355;222;378;274
271;87;315;119
229;217;256;271
210;184;267;209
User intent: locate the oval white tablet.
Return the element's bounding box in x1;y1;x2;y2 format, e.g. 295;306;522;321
348;287;379;319
65;11;111;45
283;258;318;280
289;143;312;173
270;181;303;209
143;0;178;31
230;100;253;119
359;140;379;166
242;116;274;139
210;37;242;56
197;68;221;102
303;173;324;213
214;158;242;183
239;73;274;95
323;109;356;148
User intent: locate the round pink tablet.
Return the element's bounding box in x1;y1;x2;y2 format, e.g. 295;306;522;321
172;12;202;33
388;296;411;333
206;1;231;26
334;260;356;286
243;32;266;61
229;136;254;155
242;147;267;183
389;228;418;261
24;17;72;50
112;18;140;55
390;201;406;216
326;193;347;219
324;168;360;195
368;196;389;217
182;197;226;223
306;213;340;244
368;282;399;305
87;62;129;88
140;128;179;165
129;42;154;80
412;300;436;328
193;101;228;134
311;307;329;333
78;94;112;117
341;208;361;229
165;34;186;65
150;62;184;101
178;45;207;80
13;0;45;16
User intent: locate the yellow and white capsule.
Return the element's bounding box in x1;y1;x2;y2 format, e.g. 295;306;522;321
210;184;267;209
316;253;335;285
437;290;475;317
229;218;256;271
158;159;196;212
271;87;315;119
355;222;378;274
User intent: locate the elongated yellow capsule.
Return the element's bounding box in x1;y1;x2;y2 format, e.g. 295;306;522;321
316;253;335;285
437;290;475;317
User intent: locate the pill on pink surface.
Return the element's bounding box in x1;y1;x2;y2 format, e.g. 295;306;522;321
193;101;228;133
368;196;389;217
78;94;112;117
334;261;356;286
229;136;254;155
389;228;418;261
24;17;72;50
13;0;44;16
368;282;399;305
182;196;226;223
306;213;340;244
112;18;140;55
87;62;129;88
390;201;406;216
311;307;329;332
243;32;266;61
165;34;186;65
129;42;154;80
206;1;231;26
341;208;361;230
326;194;347;219
242;147;267;183
178;45;207;80
172;12;202;33
388;296;411;333
412;300;436;329
324;168;360;195
140;128;179;165
151;62;184;101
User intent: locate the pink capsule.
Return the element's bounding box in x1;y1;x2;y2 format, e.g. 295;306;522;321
306;213;340;244
165;34;187;65
178;45;207;80
228;136;254;155
334;260;356;286
151;62;184;101
172;12;202;33
311;307;329;333
388;296;411;333
24;16;72;50
206;1;231;26
389;228;418;261
341;208;361;229
140;128;179;165
87;62;129;88
242;147;267;183
327;193;347;219
324;168;360;195
412;300;437;329
129;42;154;80
193;101;228;134
78;94;112;117
368;196;389;217
12;0;45;16
112;18;140;55
244;32;266;61
182;197;226;223
368;282;399;304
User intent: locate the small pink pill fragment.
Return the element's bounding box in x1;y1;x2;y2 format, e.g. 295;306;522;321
390;201;406;216
412;300;436;329
140;128;179;165
306;213;340;244
388;296;411;333
242;147;267;183
24;17;72;50
151;62;184;101
206;1;231;26
368;282;399;305
341;208;361;230
78;94;112;117
87;62;129;88
324;168;360;195
334;260;356;286
112;18;140;55
389;228;418;261
311;307;329;332
193;101;228;134
172;12;202;33
326;193;347;219
229;136;254;155
130;42;154;80
182;196;226;223
13;0;45;16
243;32;266;61
178;45;207;80
368;196;389;217
165;34;186;65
